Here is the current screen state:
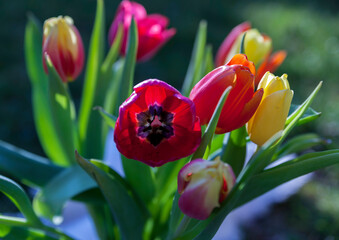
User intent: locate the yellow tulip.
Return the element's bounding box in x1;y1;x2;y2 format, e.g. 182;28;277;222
247;72;293;146
227;29;272;66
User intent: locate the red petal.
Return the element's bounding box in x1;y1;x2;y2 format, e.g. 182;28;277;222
190;66;236;125
215;22;251;67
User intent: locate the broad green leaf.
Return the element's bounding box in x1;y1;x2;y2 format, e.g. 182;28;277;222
191;86;231;159
168;192;183;237
121;155;156;205
0;216;73;240
0;225;60;240
236;150;339;208
45;56;77;165
33;166;96;221
95;107;117;128
209;134;224;155
221;126;247;176
24;15;70;166
181;20;207;96
115;18;138;112
0;176;41;226
286;104;321;126
273;133;327;160
75;152;146;240
78;0;105;157
0;140;62;187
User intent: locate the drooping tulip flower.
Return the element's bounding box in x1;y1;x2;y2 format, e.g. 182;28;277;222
108;0;176;62
215;22;286;86
178;158;236;220
190;54;263;134
42;16;85;82
114;79;201;167
247;72;293;146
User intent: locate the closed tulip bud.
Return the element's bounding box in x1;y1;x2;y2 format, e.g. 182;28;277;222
216;22;286;86
178;159;236;220
42;16;85;82
247;72;294;146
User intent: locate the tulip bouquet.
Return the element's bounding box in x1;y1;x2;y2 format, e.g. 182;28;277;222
0;0;338;239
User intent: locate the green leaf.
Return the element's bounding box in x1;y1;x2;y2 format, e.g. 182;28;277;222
0;140;62;188
116;18;138;113
121;155;156;205
45;56;77;165
286;104;321;126
191;86;232;159
0;176;41;226
236;150;339;208
221;126;247;176
168;192;183;237
208;134;225;157
78;0;105;156
75;152;146;240
95;107;117;128
273;133;327;161
239;32;246;54
202;44;215;76
0;226;60;240
24;15;70;166
33;166;96;221
101;24;123;74
181;20;207;96
282;82;322;141
103;59;125;117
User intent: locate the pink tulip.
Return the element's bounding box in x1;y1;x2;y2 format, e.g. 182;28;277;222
178;159;236;220
108;0;176;61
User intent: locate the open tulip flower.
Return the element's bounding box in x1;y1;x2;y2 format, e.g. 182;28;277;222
178;159;236;220
108;0;176;61
114;79;201;167
42;16;84;82
190;54;263;134
247;72;294;146
215;22;286;85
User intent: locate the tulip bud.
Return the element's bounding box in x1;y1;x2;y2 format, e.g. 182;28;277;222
228;29;272;66
42;16;85;82
247;72;294;146
108;0;176;62
178;159;235;220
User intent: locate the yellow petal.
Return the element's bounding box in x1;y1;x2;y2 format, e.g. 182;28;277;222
248;89;293;146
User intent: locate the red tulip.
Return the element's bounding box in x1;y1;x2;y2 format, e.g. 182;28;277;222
108;0;176;62
190;54;263;134
42;16;84;82
215;22;286;86
178;159;235;220
114;79;201;167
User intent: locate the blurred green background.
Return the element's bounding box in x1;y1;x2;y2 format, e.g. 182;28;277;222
0;0;338;239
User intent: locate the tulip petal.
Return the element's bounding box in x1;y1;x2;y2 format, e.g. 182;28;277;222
215;22;251;67
226;54;255;75
255;50;287;86
248;89;293;146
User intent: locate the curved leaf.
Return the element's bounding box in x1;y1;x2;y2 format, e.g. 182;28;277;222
0;140;62;187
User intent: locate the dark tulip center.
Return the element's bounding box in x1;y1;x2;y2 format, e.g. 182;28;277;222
136;104;174;147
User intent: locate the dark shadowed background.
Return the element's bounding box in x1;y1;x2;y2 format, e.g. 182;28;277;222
1;0;339;239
